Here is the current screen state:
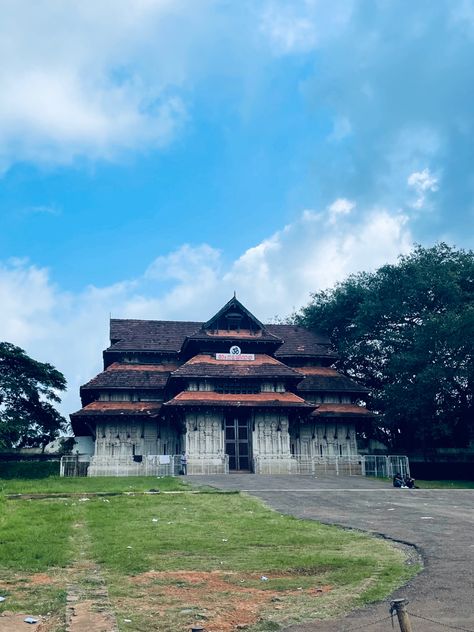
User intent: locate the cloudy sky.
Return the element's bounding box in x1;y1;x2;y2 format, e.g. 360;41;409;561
1;0;473;415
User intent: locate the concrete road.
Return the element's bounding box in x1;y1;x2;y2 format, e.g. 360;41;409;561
192;474;474;631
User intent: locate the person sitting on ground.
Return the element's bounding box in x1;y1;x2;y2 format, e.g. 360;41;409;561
393;472;404;487
404;475;417;489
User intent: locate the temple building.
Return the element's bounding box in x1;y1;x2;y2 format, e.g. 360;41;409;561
70;297;372;475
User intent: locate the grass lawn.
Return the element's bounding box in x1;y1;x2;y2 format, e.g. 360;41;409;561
415;479;474;489
0;475;188;495
0;478;419;632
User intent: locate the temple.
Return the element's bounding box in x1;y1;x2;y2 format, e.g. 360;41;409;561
70;297;372;475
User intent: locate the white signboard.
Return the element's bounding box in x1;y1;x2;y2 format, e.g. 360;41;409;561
216;353;255;361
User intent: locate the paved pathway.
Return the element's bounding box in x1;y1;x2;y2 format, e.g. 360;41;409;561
192;474;474;632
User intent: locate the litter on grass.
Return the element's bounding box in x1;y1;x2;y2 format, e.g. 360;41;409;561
260;576;269;581
0;596;5;602
24;617;39;624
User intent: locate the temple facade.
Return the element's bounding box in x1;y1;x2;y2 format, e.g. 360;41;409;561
71;297;372;475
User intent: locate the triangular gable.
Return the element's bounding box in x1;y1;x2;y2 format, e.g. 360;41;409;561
203;296;266;333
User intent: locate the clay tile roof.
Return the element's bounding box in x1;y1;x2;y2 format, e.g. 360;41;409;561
312;403;374;417
295;367;368;393
108;362;179;372
81;364;173;390
169;354;302;379
266;324;337;358
164;391;314;408
70;402;162;416
295;366;339;376
108;320;201;352
108;319;334;357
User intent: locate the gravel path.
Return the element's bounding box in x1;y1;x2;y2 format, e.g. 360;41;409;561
192;474;474;632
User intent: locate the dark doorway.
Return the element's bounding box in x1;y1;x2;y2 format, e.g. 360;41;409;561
225;413;251;471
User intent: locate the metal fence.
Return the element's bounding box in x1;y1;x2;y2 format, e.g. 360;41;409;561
362;455;410;479
60;455;91;477
61;453;409;478
61;454;229;477
295;455;363;476
186;456;229;475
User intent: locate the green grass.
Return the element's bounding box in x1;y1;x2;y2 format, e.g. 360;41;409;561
416;479;474;489
0;480;420;631
0;475;187;495
84;493;418;629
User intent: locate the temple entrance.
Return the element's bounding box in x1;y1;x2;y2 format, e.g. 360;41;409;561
225;412;251;471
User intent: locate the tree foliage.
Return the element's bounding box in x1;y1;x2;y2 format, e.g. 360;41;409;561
0;342;67;450
297;244;474;450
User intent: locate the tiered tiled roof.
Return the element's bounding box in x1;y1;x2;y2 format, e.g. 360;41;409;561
72;299;372;430
165;391;314;408
169;354;302;380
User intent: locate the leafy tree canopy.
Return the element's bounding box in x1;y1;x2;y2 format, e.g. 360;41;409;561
0;342;67;450
297;244;474;450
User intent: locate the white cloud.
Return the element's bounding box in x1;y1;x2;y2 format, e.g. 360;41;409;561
327;198;355;223
260;0;354;55
0;0;202;171
0;204;413;419
407;168;439;209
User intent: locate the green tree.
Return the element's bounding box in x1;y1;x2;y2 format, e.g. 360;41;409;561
0;342;67;450
297;244;474;450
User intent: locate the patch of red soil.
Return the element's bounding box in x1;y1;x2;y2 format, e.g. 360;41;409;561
129;570;332;632
0;613;42;631
29;573;55;586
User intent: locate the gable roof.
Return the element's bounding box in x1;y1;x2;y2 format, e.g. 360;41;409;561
203;296;266;331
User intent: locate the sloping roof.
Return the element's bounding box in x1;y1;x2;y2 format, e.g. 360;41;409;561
164;391;314;408
295;367;368;393
170;354;302;379
107;319;335;358
266;324;337;358
312;404;374;417
71;402;162;416
81;364;173;390
108;320;201;352
203;296;266;331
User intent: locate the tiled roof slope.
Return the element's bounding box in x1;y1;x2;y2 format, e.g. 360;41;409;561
165;391;314;408
108;319;334;357
81;364;173;390
108;320;201;352
170;354;302;379
71;402;162;416
295;367;368;393
266;324;336;358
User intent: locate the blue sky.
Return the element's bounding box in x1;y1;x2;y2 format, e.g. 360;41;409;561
1;0;473;413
